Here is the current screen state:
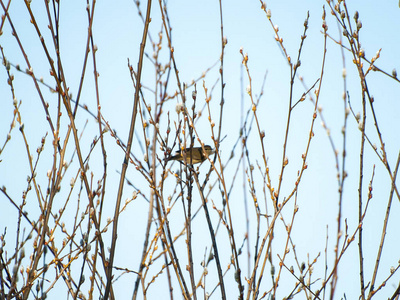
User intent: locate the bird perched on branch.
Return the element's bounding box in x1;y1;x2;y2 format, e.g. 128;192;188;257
166;145;215;164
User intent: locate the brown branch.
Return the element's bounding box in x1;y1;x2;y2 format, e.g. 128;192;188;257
104;0;153;298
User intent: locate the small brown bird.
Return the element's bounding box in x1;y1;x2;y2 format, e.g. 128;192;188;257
166;145;215;164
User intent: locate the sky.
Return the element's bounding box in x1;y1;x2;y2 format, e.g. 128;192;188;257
1;0;400;299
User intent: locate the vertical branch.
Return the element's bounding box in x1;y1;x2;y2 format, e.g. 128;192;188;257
73;0;97;117
186;89;198;300
329;3;363;298
104;0;152;298
275;11;310;203
192;171;227;300
367;152;400;299
216;0;226;146
240;62;251;280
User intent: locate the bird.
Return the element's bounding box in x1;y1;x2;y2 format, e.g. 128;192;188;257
166;145;215;164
